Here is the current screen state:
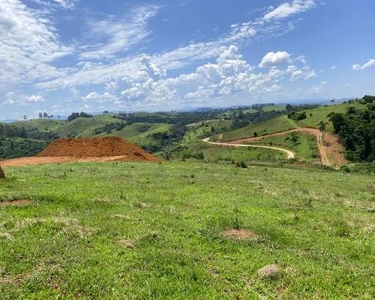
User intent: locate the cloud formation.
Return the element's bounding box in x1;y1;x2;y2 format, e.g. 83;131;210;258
259;51;291;68
353;59;375;71
264;0;316;20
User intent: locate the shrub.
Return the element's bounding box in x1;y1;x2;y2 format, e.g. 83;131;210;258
0;166;5;179
236;161;247;168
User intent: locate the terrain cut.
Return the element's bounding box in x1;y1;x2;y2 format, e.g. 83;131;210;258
2;137;160;166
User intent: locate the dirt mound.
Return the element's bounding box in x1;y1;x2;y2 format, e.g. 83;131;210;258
0;166;5;179
37;137;159;162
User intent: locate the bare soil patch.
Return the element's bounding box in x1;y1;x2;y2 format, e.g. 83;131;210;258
0;199;32;207
221;229;258;240
38;137;159;161
1;137;160;167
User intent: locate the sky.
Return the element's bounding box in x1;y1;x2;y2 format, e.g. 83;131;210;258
0;0;375;120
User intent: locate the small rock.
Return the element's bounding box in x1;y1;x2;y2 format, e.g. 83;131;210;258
258;264;281;279
136;202;148;209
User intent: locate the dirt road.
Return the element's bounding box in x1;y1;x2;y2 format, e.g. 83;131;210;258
202;138;295;159
225;127;346;166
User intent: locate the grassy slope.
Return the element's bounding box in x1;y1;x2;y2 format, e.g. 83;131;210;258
221;102;366;142
296;102;365;131
12;119;65;132
1;162;375;298
222;115;298;142
251;132;318;163
202;146;286;162
54;114;121;137
102;123;172;148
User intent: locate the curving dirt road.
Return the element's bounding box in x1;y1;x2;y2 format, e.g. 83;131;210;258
203;127;347;166
202;138;295;159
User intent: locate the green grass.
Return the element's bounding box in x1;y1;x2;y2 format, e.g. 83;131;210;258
1;162;375;298
202;145;286;162
55;114;121;137
12;119;65;132
251;132;319;163
222;115;298;142
296;102;365;131
103;123;172;148
184;120;232;143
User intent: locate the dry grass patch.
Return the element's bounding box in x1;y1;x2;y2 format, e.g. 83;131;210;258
221;229;258;240
118;239;135;249
0;199;32;207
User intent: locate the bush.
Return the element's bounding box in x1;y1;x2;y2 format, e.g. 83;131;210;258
0;166;5;179
236;161;247;168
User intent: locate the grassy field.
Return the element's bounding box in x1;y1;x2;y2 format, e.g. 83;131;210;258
202;145;286;162
1;162;375;299
222;115;298;142
251;132;319;163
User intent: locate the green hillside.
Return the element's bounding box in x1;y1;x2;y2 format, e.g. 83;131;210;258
296;102;365;130
101;123;173;149
220;102;366;142
54;114;121;137
222;115;298;142
251;132;318;163
12;119;65;132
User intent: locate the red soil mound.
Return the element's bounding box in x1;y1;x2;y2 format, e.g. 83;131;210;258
37;137;159;162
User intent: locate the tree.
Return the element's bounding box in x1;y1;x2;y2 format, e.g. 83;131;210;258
43;112;48;119
286;104;293;111
39;112;43;118
318;121;327;133
23;115;27;120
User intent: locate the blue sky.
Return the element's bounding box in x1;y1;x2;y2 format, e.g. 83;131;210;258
1;0;375;119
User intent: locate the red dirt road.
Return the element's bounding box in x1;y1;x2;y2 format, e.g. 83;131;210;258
225;127;346;167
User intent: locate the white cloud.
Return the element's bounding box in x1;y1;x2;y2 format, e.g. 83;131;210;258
26;95;45;103
0;0;73;87
259;51;291;68
353;59;375;71
331;66;337;70
264;0;316;20
2;92;44;105
80;5;159;60
118;46;315;107
36;2;311;91
307;81;327;95
81;92;118;103
29;0;78;10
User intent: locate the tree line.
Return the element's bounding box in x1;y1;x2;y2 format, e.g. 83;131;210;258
329;96;375;162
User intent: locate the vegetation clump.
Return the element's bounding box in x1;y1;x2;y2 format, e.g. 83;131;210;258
258;264;281;280
329;95;375;162
0;166;5;179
